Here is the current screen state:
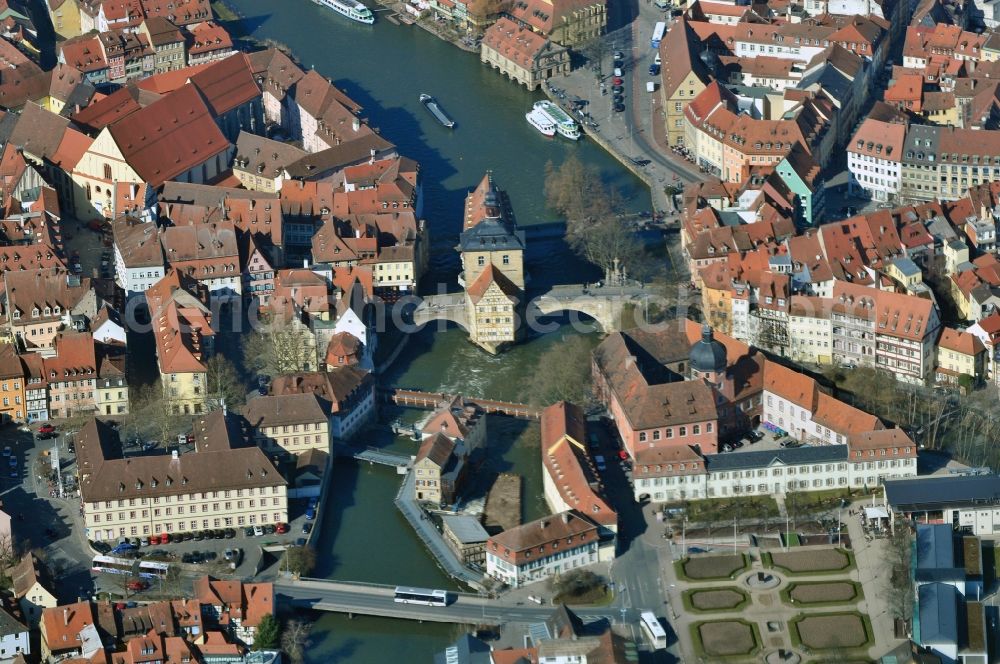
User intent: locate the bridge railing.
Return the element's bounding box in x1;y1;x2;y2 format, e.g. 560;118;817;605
290;577;398;590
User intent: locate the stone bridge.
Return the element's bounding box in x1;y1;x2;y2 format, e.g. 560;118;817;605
410;284;650;333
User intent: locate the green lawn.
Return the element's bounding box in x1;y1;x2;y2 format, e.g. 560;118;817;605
676;496;780;523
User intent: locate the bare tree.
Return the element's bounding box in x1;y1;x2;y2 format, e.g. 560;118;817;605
281;618;312;664
544;157;642;283
204;355;246;410
243;313;318;377
129;381;185;445
524;336;597;407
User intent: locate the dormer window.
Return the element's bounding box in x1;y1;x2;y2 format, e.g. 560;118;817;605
31;308;38;318
43;307;50;316
53;306;60;314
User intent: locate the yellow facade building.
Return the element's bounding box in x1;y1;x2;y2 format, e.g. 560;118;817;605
459;173;525;353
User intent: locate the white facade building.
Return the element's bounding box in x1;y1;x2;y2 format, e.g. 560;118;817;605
848;118;905;202
633;440;917;503
485;511;600;588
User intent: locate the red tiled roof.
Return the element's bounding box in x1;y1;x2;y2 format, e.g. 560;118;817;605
540;401;617;527
108;84;229;187
188;53;258;117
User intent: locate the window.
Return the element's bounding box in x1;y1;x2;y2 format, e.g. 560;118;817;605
103;164;112;180
477;256;485;266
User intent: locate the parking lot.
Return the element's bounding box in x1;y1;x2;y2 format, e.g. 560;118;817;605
2;420;319;599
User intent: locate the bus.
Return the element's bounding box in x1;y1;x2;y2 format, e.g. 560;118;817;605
92;555;170;580
639;611;667;650
651;21;667;48
393;586;449;606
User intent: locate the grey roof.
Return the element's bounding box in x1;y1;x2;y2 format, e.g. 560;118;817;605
704;445;847;472
458;218;525;253
891;257;921;277
918;582;959;646
916;524;955;571
903;125;941;165
798;65;852;103
885;475;1000;511
690;325;727;374
433;634;491;664
441;514;489;544
0;607;25;637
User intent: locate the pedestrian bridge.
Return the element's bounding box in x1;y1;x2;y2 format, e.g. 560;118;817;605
354;447;411;469
275;577;631;625
410;285;650;333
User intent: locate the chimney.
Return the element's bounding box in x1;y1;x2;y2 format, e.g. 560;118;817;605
171;449;178;460
352;117;360;132
561;512;570;524
63;608;69;625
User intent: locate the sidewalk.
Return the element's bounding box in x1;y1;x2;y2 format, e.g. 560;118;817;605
394;471;484;590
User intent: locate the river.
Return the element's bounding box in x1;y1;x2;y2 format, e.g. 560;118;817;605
223;1;650;660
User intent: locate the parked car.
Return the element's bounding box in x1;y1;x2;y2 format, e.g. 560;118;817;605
295;538;307;547
2;446;10;457
275;523;288;534
302;522;313;535
263;524;276;535
193;531;204;541
613;103;625;113
245;527;256;537
253;525;264;537
37;424;56;437
305;508;316;521
127;580;148;591
648;63;660;76
224;528;236;539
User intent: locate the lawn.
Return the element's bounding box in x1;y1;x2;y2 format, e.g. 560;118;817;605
765;548;854;574
692;619;760;659
791;612;872;651
553;585;614;606
678;496;780;523
683;587;750;612
676;553;749;581
782;581;862;606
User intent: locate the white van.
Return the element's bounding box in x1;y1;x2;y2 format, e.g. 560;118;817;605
654;53;661;65
613;67;623;77
647;81;658;93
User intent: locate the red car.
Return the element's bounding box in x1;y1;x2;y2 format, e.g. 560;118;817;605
612;77;624;85
126;580;147;591
275;522;289;534
38;424;56;435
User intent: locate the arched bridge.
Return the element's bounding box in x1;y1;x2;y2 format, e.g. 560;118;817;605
410;284;651;333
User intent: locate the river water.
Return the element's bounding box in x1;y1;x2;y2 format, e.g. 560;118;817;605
225;1;650;659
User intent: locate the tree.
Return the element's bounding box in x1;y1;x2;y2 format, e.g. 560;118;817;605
544;156;641;283
204;355;246;410
548;569;604;600
253;613;280;650
128;381;185;445
243;313;318;377
282;546;317;577
281;618;311;664
524;336;596;407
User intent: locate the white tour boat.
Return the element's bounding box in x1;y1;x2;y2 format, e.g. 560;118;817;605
533;100;580;140
525;108;556;137
313;0;375;24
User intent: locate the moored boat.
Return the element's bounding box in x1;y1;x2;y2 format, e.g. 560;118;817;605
420;94;456;128
312;0;375;25
533;100;580;140
525;108;556;137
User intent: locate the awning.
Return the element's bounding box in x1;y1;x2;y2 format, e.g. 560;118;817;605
864;506;889;519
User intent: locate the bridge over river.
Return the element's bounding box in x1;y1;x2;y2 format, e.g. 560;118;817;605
276;577;635;625
410;284;651;333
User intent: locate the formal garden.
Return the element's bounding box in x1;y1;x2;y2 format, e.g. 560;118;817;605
676;553;750;581
790;612;873;652
692;619;761;659
682;587;751;612
782;580;863;607
764;548;854;575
